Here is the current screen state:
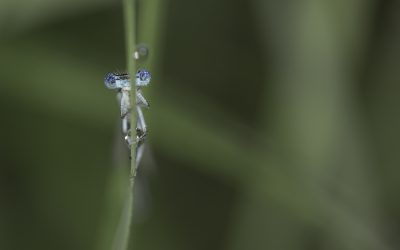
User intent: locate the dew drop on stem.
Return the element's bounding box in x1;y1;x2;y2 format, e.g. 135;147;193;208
133;44;149;61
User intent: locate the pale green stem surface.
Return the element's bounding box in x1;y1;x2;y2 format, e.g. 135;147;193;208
124;0;137;178
110;1;137;250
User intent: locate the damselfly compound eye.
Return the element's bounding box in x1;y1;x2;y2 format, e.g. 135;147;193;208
136;69;151;86
104;73;117;89
138;70;151;81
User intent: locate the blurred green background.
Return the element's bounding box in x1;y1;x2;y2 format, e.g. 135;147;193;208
1;0;400;249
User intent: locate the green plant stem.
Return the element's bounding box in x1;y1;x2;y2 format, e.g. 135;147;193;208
111;1;136;250
124;0;137;179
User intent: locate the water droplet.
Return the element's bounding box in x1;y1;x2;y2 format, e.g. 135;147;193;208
133;44;149;61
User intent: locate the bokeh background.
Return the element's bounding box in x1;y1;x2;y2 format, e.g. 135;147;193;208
1;0;400;249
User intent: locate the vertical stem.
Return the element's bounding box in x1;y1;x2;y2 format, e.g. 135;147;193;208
111;1;135;250
123;0;137;179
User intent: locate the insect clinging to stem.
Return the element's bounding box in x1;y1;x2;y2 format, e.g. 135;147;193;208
104;69;151;168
